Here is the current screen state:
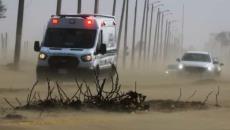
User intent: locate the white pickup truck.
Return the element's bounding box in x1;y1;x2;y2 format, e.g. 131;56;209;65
175;51;224;76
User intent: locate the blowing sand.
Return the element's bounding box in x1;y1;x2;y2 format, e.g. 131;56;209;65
0;62;230;130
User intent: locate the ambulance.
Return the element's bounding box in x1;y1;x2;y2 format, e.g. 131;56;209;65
34;14;117;80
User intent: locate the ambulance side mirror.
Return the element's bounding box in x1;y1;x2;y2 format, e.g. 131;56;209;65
34;41;41;52
96;30;107;55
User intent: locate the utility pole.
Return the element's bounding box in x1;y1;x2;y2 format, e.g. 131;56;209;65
112;0;116;16
159;13;164;61
163;20;169;61
181;4;184;53
153;9;160;62
147;4;154;63
5;32;7;50
138;0;147;67
131;0;138;67
56;0;62;15
1;33;4;50
117;0;126;54
143;0;150;63
165;21;171;60
94;0;99;14
14;0;25;68
123;0;129;68
77;0;82;14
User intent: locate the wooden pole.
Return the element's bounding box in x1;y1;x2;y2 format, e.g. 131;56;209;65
123;0;129;68
117;0;126;54
77;0;82;14
138;0;147;67
56;0;62;15
181;4;184;52
112;0;116;16
163;20;169;61
147;4;154;63
165;21;171;59
5;32;7;49
131;0;138;67
94;0;99;14
152;9;160;62
159;13;164;60
1;33;3;50
14;0;25;68
143;0;149;63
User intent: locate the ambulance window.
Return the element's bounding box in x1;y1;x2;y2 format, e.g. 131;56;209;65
44;28;96;48
102;27;116;49
96;31;103;51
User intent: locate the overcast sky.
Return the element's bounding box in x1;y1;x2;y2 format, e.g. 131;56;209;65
1;0;230;50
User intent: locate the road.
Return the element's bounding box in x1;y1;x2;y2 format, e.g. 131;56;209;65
0;62;230;130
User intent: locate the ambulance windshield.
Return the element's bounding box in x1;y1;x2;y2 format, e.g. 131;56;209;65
44;28;96;48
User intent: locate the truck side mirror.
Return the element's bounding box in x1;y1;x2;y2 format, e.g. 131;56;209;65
100;43;107;55
34;41;40;52
213;61;219;64
176;58;180;62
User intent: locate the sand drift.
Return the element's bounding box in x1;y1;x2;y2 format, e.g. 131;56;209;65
3;66;220;113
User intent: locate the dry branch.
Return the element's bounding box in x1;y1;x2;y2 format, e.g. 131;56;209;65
203;91;214;104
3;98;15;109
215;86;220;107
176;88;182;102
187;90;197;101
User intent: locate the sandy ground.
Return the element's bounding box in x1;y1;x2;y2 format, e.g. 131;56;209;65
0;62;230;130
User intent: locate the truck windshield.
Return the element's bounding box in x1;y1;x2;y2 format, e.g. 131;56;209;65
43;28;96;48
182;53;211;62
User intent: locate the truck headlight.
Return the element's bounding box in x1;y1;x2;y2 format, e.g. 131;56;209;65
39;53;47;60
217;67;221;72
207;66;213;71
178;64;184;70
81;54;92;62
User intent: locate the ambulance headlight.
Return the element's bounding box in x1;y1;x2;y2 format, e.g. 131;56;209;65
178;64;184;70
39;53;47;60
81;54;92;62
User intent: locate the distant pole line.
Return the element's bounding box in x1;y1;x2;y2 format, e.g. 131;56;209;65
94;0;99;14
77;0;82;14
56;0;62;15
123;0;129;68
112;0;116;16
14;0;25;68
138;0;147;67
131;0;138;68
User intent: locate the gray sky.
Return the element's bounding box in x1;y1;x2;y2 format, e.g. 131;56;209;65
0;0;230;50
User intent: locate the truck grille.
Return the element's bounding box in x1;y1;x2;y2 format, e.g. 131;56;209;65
48;56;79;69
184;66;206;73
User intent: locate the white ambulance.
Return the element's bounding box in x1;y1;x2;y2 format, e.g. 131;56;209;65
34;14;117;80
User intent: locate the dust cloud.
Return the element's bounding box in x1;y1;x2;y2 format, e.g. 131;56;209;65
0;54;230;130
